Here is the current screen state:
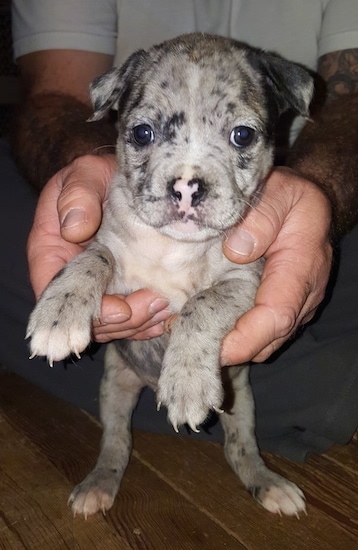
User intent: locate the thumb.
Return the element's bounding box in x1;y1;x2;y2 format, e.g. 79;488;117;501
223;168;290;264
223;216;278;264
58;154;117;244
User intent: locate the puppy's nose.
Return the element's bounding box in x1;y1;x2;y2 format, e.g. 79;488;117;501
171;178;207;208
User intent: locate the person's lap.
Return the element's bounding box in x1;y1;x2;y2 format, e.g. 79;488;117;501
251;226;358;460
1;139;357;461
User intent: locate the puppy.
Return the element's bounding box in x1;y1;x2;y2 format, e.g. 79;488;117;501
27;33;313;518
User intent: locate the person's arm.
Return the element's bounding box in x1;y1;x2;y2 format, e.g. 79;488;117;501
12;49;116;192
287;49;358;240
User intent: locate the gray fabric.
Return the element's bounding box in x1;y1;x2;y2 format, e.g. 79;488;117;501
1;139;357;461
13;0;358;67
251;227;358;460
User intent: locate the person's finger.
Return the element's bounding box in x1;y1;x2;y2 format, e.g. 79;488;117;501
94;310;169;342
128;313;178;342
220;167;332;365
27;174;82;299
28;154;117;300
92;290;171;341
98;294;132;322
58;154;117;244
223;168;292;263
220;244;330;365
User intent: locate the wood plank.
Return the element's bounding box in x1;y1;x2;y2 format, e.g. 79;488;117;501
132;426;358;550
0;416;131;550
0;370;357;550
0;371;244;549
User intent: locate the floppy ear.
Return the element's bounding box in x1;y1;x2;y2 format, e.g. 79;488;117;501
257;51;314;117
88;49;148;121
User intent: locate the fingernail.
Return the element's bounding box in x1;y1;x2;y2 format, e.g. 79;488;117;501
149;298;170;315
61;208;87;229
225;229;255;256
102;312;130;324
151;309;172;324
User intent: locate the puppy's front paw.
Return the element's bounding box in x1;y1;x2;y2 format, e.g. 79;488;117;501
27;277;101;365
157;347;223;432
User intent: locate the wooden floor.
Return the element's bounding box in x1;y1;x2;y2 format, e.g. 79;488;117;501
0;370;357;550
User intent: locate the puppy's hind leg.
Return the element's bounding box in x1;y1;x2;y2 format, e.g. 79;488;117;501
69;343;144;518
221;367;306;517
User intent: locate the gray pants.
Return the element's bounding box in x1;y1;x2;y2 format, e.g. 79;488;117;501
1;139;357;461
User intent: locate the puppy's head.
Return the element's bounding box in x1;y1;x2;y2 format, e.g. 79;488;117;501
90;33;313;241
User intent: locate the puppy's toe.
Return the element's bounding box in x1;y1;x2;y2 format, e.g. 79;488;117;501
254;480;306;517
69;488;115;519
158;357;223;432
69;468;122;518
261;484;306;516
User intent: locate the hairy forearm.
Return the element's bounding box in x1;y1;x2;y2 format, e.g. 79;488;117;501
287;92;358;241
11;93;117;192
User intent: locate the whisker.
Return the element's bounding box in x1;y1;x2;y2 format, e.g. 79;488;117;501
92;144;116;154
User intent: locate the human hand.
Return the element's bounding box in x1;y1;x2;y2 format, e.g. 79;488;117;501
27;154;171;342
219;166;333;364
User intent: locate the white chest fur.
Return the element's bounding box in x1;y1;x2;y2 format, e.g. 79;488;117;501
98;205;235;311
106;226;231;311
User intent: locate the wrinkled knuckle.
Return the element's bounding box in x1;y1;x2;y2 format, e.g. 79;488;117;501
276;307;297;338
60;178;90;203
252;338;284;363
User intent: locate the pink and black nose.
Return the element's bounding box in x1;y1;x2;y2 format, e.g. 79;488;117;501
170;178;207;213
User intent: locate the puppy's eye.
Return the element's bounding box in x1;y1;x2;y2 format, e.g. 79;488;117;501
132;124;155;146
230;126;255;148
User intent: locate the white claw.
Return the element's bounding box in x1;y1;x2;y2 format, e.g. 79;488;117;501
213;406;224;414
29;353;36;360
157;401;162;411
172;423;179;433
189;423;200;434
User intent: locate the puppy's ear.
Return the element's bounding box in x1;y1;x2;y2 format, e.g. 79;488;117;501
88;49;148;121
254;50;314;117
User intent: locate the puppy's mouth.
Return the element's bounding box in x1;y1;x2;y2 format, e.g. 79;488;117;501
169;218;200;234
133;186;238;240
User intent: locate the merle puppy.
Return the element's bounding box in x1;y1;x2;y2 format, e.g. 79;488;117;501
27;33;313;518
